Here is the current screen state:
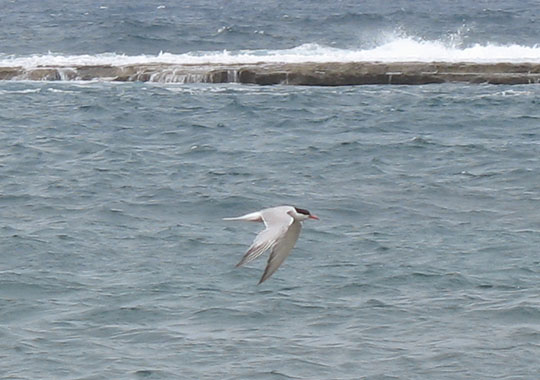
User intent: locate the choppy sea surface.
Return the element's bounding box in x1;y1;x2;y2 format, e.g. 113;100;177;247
1;1;540;379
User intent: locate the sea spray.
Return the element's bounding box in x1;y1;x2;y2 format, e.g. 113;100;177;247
1;38;539;69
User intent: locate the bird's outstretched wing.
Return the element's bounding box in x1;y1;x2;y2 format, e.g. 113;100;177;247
258;220;302;284
235;207;294;268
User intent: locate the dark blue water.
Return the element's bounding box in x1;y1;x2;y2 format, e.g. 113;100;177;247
1;1;540;379
2;0;539;55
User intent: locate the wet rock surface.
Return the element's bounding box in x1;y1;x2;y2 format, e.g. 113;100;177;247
1;62;539;85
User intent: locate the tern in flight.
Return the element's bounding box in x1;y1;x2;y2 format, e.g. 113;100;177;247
224;206;319;284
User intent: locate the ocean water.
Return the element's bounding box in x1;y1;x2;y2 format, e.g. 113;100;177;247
1;1;540;380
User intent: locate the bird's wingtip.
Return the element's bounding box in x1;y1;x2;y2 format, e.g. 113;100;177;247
257;273;270;285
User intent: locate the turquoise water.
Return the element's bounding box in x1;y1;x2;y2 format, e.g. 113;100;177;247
1;82;539;379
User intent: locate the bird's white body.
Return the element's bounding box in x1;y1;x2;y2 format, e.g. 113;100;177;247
224;206;318;284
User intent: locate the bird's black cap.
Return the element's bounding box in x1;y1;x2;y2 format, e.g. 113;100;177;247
294;207;311;216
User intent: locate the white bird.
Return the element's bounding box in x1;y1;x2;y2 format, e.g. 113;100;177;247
224;206;319;284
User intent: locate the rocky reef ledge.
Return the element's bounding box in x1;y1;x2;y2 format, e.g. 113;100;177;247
1;62;539;85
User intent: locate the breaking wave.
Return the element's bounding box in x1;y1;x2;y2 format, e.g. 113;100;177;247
1;38;539;68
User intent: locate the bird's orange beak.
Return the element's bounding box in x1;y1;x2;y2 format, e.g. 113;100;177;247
309;214;319;220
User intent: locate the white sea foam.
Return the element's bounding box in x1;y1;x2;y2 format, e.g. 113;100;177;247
1;38;539;68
